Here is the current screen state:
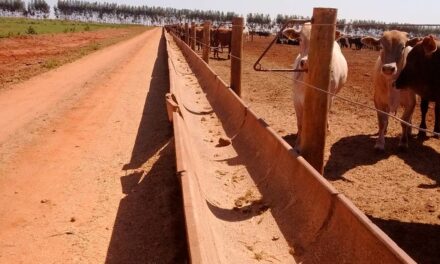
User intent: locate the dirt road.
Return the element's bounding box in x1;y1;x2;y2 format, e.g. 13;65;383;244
0;28;187;263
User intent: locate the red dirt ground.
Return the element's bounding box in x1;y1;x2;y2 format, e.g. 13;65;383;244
2;26;438;263
208;36;440;263
0;28;187;263
0;27;147;88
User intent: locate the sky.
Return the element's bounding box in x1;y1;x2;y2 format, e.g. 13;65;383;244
45;0;440;24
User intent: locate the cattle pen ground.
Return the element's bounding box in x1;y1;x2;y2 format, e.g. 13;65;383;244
1;22;439;263
202;36;440;263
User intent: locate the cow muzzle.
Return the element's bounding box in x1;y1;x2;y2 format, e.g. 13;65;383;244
299;59;308;70
381;64;397;76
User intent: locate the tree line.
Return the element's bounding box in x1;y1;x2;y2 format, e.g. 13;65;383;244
1;0;440;35
0;0;49;18
346;19;440;37
53;0;239;24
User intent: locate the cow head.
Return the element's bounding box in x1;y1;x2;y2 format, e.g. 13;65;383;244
282;26;303;41
363;31;425;81
282;23;311;70
282;23;342;71
422;35;437;55
395;35;439;94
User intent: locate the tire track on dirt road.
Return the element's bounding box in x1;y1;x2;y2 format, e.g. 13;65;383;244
0;28;187;263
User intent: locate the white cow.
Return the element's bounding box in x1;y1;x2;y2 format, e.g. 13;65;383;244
361;31;417;151
243;26;250;41
282;23;348;151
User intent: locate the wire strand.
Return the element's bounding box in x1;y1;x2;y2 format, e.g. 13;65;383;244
167;31;440;137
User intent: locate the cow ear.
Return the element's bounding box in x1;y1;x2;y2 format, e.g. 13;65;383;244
422;35;437;55
282;28;300;40
406;37;423;47
361;37;380;47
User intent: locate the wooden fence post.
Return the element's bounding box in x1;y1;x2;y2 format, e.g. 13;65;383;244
185;22;189;45
191;22;196;50
203;21;211;64
231;17;244;96
299;8;337;174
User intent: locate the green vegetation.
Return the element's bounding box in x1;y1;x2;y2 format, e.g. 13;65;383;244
54;0;238;25
90;42;100;50
0;16;140;38
42;58;59;69
27;0;49;18
25;25;36;34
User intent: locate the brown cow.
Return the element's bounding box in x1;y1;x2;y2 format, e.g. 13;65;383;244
396;35;440;138
338;37;349;48
211;27;232;59
348;36;364;50
362;31;419;151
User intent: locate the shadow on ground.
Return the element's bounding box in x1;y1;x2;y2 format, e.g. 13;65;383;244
368;215;440;263
324;134;440;263
122;31;172;171
324;134;440;185
105;31;188;264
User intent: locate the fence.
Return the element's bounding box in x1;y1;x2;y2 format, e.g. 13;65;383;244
165;7;416;263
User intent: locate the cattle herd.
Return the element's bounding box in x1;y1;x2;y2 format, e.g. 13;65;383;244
365;33;440;146
282;25;440;151
165;24;233;59
166;22;440;151
337;36;377;50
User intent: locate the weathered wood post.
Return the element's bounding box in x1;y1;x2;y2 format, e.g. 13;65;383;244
203;21;211;64
299;8;337;174
231;17;244;96
185;22;189;45
191;22;196;50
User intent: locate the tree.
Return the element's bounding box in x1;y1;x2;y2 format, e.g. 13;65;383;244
27;0;50;18
55;1;239;25
247;13;271;31
0;0;25;16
